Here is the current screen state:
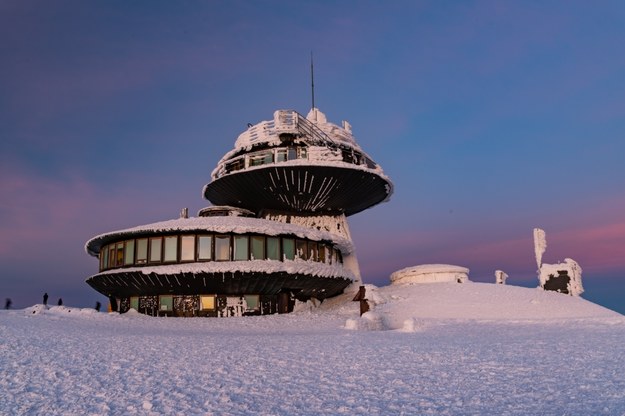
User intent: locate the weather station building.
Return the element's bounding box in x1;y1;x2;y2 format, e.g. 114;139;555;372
85;108;393;317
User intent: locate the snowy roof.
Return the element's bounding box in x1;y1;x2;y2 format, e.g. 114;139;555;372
390;264;470;285
90;258;356;281
85;216;354;256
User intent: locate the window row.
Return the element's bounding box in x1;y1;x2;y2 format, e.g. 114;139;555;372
99;233;343;271
223;146;308;175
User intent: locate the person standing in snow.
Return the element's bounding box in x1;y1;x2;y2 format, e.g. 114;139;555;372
57;298;63;306
5;298;11;309
95;301;101;312
43;292;48;306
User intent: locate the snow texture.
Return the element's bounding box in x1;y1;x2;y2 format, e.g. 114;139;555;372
3;282;622;415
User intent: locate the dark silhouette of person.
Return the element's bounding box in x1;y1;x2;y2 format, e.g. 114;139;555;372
5;298;11;310
109;295;118;313
43;292;48;306
57;298;63;306
95;301;101;312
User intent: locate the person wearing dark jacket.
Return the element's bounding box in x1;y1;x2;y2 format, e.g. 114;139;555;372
57;298;63;306
43;292;48;306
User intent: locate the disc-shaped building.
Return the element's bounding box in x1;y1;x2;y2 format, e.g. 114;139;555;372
85;108;393;316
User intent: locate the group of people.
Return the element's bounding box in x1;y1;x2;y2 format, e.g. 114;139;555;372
3;293;102;311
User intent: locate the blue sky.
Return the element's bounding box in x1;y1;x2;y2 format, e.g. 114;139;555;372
1;0;624;313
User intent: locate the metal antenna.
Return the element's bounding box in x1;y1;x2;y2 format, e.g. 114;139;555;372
310;51;315;110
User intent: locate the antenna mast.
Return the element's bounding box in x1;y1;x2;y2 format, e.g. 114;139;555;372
310;51;315;110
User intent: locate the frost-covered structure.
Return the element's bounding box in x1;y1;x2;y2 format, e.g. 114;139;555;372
495;270;508;285
533;228;583;296
390;264;470;285
85;108;393;316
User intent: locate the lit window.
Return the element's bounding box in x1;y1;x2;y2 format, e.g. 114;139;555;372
180;235;195;262
215;235;230;261
136;238;148;264
198;235;212;260
163;236;178;262
149;237;162;263
116;242;124;266
251;236;265;260
234;235;249;260
282;238;295;260
130;297;139;311
108;245;116;268
124;240;135;265
200;295;215;310
298;147;307;159
267;237;280;260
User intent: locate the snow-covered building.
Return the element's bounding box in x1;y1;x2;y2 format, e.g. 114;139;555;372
85;108;393;316
390;264;470;285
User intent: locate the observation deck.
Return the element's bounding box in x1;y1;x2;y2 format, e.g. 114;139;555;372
203;109;393;216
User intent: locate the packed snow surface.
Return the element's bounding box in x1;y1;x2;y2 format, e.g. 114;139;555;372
2;282;624;415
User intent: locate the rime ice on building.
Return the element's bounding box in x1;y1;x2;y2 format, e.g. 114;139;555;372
495;270;508;285
85;108;393;316
533;228;583;296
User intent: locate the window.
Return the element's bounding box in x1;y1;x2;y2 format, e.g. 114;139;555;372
149;237;162;263
234;236;249;260
198;235;212;261
251;236;265;260
249;151;273;166
124;240;135;265
276;149;287;162
200;295;215;310
282;238;295;260
296;240;308;260
267;237;280;260
309;242;318;262
130;297;139;311
180;236;195;262
298;147;308;159
116;242;124;266
215;235;230;261
287;147;297;160
102;247;109;270
108;245;116;268
159;295;173;311
318;244;327;263
244;295;259;311
164;236;178;262
136;238;148;264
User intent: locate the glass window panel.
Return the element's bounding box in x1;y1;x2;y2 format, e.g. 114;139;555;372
298;147;307;159
159;295;173;311
215;235;230;261
124;240;135;265
267;237;280;260
200;295;215;310
136;238;148;264
244;295;259;310
180;236;195;262
116;242;124;266
287;147;297;160
251;236;265;260
318;243;326;263
108;246;116;267
234;235;249;260
149;237;162;263
276;149;287;162
130;297;139;311
102;247;109;270
198;235;212;260
164;236;178;262
282;238;294;260
296;240;308;260
309;242;318;262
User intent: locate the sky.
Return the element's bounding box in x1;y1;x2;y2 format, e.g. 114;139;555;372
1;0;624;313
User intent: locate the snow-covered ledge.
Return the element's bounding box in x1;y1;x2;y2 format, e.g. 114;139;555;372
390;264;470;285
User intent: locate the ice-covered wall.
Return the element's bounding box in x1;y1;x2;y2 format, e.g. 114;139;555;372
539;258;584;296
390;264;470;285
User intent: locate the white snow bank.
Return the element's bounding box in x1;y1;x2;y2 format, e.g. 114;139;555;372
362;282;619;330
